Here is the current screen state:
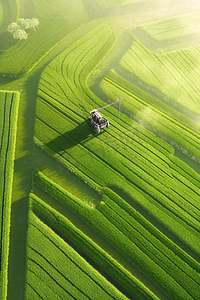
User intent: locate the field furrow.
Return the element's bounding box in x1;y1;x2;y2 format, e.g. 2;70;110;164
26;203;130;300
0;91;20;299
31;171;200;300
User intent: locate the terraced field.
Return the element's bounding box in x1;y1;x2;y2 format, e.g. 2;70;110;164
0;0;200;299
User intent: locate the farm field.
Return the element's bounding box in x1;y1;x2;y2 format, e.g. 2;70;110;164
0;91;20;299
0;0;200;300
138;11;200;42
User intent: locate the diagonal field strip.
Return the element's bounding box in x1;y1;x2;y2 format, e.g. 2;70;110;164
0;91;20;300
26;205;130;300
32;170;200;300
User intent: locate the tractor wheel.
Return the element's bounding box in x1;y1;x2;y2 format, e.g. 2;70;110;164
94;125;100;134
106;121;109;128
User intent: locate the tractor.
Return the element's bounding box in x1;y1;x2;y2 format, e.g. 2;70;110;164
90;97;122;134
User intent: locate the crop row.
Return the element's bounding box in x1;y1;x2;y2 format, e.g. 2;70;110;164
26;199;129;300
119;34;200;115
169;155;200;189
100;72;200;160
37;20;174;159
114;179;200;257
139;11;200;41
105;69;200;136
35;97;172;187
30;192;159;300
34;20;200;261
98;198;200;297
102;71;200;191
35;112;200;235
102;187;200;273
99;76;200;198
0;91;20;299
32;170;200;300
38;128;200;259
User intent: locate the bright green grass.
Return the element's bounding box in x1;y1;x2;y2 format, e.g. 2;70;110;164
30;192;159;300
0;91;20;300
105;69;200;135
119;34;200;114
100;71;200;159
139;11;200;41
34;21;200;262
32;170;200;300
26;201;129;300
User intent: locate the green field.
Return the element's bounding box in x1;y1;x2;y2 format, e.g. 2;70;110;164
0;91;20;299
0;0;200;299
119;34;200;114
139;11;200;41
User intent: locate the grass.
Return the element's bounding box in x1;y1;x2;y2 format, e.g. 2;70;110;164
119;34;200;114
0;91;20;300
139;11;200;41
34;20;200;259
32;170;200;300
1;1;200;299
26;197;130;300
0;16;89;75
30;191;159;300
100;70;200;160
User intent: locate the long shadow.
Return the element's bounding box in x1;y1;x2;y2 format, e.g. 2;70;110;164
45;118;107;153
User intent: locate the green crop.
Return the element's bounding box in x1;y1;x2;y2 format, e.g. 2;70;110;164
26;199;129;300
0;12;88;75
119;34;200;115
139;11;200;41
30;192;159;300
32;20;200;300
32;171;200;300
0;91;20;299
100;71;200;160
34;20;200;258
98;196;200;299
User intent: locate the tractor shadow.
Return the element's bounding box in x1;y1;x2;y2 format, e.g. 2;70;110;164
45;118;106;153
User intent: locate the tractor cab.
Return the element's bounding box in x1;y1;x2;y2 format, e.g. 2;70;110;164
89;98;122;134
90;109;109;133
